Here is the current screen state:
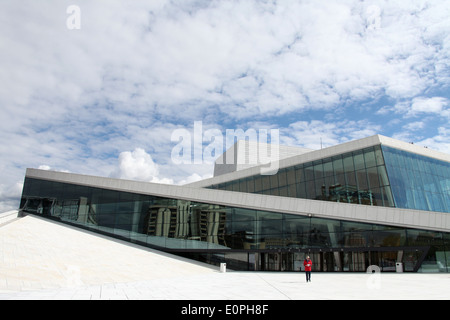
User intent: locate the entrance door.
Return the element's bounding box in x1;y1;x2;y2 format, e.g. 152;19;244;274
342;251;367;272
258;252;295;271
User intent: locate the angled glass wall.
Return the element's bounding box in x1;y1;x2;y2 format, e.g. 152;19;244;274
208;145;395;208
208;145;450;214
20;177;450;272
382;146;450;213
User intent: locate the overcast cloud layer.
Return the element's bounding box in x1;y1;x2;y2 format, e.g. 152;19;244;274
1;0;449;211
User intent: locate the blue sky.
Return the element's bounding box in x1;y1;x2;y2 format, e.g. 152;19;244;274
0;0;449;211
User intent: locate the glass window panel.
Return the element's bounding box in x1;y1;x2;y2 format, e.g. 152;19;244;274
377;166;390;186
356;169;369;190
342;231;368;247
323;160;333;177
257;211;281;220
343;154;355;172
332;156;344;174
284;218;310;237
297;182;307;198
239;179;247;192
342;221;372;232
310;218;340;233
304;164;314;181
247;177;255;193
371;230;407;247
295;166;305;183
258;221;283;236
381;186;395;207
261;176;271;190
345;171;356;188
269;188;279;196
232;208;256;221
116;201;135;214
270;174;279;189
335;173;346;186
364;148;377;168
286;167;296;185
374;146;384;165
313;161;324;180
279;186;288;197
324;175;335;198
305;180;316;199
367;166;380;188
370;187;384;206
232;219;256;234
315;182;327;200
254;176;263;192
287;184;297;198
353;151;365;171
278;169;287;187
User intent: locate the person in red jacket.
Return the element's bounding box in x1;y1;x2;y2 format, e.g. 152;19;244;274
303;256;312;282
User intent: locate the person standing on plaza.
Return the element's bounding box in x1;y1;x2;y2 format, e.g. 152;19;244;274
303;256;312;282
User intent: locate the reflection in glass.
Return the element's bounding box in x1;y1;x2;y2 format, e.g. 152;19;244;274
207;146;400;210
20;176;450;272
383;146;449;213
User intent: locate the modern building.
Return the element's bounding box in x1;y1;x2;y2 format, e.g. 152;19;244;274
19;135;450;272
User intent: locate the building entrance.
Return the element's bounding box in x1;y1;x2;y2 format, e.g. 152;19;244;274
253;247;430;272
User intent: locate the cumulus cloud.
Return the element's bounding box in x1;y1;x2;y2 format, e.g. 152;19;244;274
111;148;173;184
409;97;449;117
418;127;450;154
4;0;449;122
380;96;449;117
1;0;450;211
282;120;381;150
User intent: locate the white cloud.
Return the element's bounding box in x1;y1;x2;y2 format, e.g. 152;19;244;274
403;121;425;132
410;97;449;116
379;96;449;119
282;120;381;150
416;127;450;154
2;0;449;124
37;165;52;171
1;0;450;211
111;148;173;184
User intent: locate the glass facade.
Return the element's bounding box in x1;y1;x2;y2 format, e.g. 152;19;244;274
382;146;450;213
208;145;396;208
20;177;450;272
208;145;450;213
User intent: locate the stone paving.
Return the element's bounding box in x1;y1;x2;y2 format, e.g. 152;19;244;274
1;212;449;300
